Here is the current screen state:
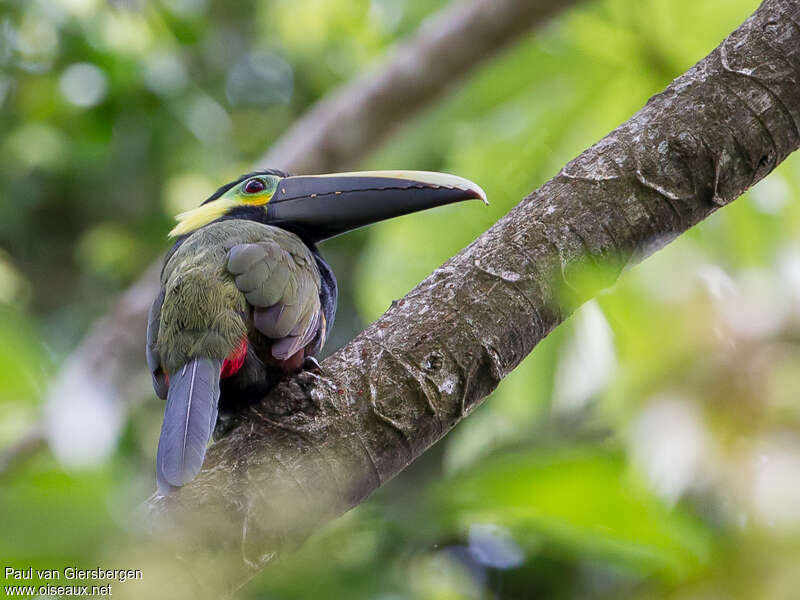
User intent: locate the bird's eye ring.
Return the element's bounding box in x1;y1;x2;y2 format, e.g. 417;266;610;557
243;178;266;194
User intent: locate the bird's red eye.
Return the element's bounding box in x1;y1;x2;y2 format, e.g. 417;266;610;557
244;178;266;194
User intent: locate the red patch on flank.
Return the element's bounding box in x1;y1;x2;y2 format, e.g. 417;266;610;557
221;338;248;378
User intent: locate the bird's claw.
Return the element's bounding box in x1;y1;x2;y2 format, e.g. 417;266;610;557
213;409;239;441
302;355;322;372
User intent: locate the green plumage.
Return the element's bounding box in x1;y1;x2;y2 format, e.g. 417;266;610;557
150;219;322;374
148;219;323;494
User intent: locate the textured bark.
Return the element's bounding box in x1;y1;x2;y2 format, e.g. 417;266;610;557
140;0;800;593
39;0;572;467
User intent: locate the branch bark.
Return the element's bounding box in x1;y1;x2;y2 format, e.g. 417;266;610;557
40;0;575;467
139;0;800;594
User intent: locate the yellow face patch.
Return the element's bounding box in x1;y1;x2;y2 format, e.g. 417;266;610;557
241;195;271;207
168;175;279;238
169;198;238;238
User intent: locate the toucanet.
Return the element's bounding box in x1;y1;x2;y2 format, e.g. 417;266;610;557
147;169;487;494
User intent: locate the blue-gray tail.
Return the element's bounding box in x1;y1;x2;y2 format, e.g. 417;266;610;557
156;358;222;495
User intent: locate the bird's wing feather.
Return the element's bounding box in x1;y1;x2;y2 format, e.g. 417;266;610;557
259;299;321;360
146;288;168;399
156;357;222;494
227;239;323;360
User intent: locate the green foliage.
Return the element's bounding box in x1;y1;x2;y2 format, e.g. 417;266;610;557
4;0;800;598
435;448;713;581
0;461;121;588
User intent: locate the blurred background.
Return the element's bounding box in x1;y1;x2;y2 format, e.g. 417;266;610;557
2;0;800;598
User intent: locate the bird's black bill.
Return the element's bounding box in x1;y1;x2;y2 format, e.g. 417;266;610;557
266;170;487;243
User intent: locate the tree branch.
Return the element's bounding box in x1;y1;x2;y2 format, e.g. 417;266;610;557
41;0;575;467
0;425;45;478
258;0;581;174
140;0;800;593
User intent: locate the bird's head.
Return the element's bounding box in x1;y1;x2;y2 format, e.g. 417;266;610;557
169;169;487;242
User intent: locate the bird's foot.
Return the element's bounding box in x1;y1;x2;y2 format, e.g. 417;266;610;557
213;410;239;441
302;355;322;372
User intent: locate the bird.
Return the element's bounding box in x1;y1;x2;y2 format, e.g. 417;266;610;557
146;169;487;494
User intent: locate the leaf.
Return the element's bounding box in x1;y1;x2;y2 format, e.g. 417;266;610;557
435;447;713;581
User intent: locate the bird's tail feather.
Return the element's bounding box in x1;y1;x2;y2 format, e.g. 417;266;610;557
156;357;222;494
